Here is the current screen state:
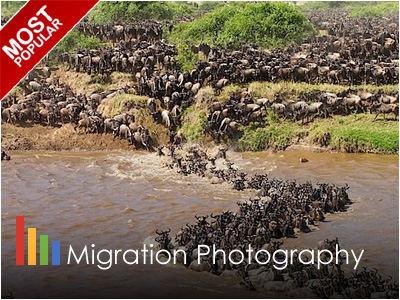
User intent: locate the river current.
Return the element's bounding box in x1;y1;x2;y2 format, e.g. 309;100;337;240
1;150;398;298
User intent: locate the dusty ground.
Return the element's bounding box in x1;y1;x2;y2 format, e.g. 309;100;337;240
1;123;132;151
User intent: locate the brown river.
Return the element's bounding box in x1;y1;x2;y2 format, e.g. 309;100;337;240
1;150;398;298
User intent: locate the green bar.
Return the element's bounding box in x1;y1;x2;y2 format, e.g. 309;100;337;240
40;235;48;265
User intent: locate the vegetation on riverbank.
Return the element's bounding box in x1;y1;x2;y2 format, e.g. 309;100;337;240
3;75;399;154
2;1;398;155
247;81;399;100
177;104;398;154
236;114;398;153
178;82;399;154
168;2;315;50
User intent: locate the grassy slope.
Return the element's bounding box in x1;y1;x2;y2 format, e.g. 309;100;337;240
180;82;399;154
247;81;399;100
6;70;399;154
237;114;398;153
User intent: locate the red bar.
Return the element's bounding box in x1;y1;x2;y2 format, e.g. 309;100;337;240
16;216;24;265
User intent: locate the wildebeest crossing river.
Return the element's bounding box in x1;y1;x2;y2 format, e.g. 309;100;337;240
1;150;398;298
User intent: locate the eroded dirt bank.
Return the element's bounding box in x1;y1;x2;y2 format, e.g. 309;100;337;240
1;123;132;151
2;123;334;153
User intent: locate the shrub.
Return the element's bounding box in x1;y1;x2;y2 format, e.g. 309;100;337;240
175;44;198;72
168;2;315;49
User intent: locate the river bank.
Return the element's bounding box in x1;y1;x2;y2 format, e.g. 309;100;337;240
4;66;398;154
2;116;398;154
1;123;132;151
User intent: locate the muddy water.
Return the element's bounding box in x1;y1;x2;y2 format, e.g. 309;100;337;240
1;150;398;298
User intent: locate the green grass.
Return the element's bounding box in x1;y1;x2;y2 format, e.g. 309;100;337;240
180;106;207;142
217;84;245;103
326;115;399;153
238;124;303;152
168;2;315;49
236;114;398;154
181;81;399;154
349;1;399;17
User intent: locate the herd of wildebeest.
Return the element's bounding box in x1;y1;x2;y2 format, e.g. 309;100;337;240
150;145;398;298
1;9;399;150
1;7;399;298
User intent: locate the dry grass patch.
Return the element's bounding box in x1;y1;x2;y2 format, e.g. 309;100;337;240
98;94;148;118
248;81;399;100
195;86;216;107
52;67;133;96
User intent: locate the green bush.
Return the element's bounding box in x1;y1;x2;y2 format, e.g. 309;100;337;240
168;2;315;49
175;44;198;71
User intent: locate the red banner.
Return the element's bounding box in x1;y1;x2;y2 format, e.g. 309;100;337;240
0;0;99;99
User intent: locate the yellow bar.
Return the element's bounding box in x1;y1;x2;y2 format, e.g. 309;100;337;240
28;228;36;265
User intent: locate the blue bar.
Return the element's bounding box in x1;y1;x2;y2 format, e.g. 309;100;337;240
52;241;60;265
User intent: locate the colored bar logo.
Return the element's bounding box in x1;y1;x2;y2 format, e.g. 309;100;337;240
16;216;60;266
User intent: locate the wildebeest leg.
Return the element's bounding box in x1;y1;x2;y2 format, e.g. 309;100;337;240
373;113;379;122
